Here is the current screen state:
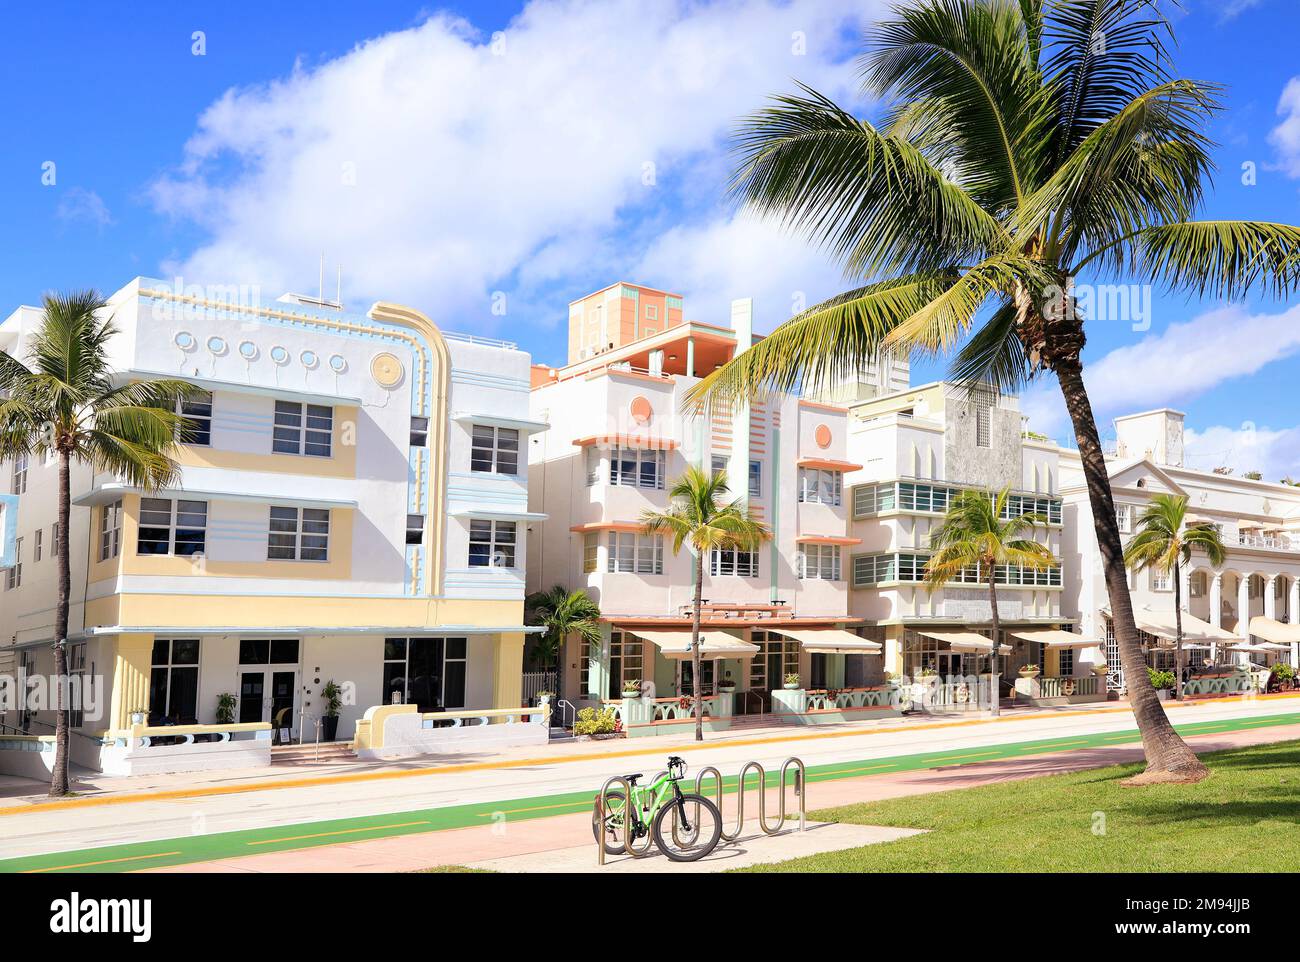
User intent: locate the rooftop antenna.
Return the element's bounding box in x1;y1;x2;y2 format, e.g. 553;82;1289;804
318;252;325;305
336;264;342;310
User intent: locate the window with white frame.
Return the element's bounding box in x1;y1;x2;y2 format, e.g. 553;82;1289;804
138;499;208;556
1116;503;1132;534
583;533;599;573
268;506;331;561
1189;570;1208;598
1150;568;1172;592
383;637;466;712
469;519;516;568
1058;647;1074;677
607;630;644;699
606;531;663;574
471;425;520;474
51;521;61;557
4;537;20;589
748;460;761;498
1249;574;1265;599
610;447;665;488
11;454;27;495
710;547;758;577
798;544;841;580
584;446;601;486
711;454;727;478
177;391;213;445
68;642;87;728
33;528;42;563
99;501;122;561
273;401;333;457
797;467;842;505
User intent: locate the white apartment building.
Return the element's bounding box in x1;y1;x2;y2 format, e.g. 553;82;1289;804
0;277;544;748
1062;408;1300;690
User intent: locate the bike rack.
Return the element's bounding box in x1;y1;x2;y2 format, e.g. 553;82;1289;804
597;756;807;865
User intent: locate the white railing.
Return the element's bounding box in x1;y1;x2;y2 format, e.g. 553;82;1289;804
1238;533;1297;551
442;330;518;350
1035;675;1099;698
522;670;558;705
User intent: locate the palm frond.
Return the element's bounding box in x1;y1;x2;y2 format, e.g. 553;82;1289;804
1127;221;1300;299
949;299;1032;393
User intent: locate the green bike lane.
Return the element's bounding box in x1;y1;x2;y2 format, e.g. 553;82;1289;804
4;710;1296;874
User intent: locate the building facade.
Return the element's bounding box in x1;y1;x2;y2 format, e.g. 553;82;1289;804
0;277;543;743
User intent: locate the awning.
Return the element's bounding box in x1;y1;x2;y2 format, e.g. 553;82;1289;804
1010;629;1102;649
1248;616;1300;644
1103;607;1241;644
771;627;882;654
918;630;1012;654
1229;642;1290;653
625;628;758;659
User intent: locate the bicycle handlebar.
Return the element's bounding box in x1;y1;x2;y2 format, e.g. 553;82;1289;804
667;755;687;779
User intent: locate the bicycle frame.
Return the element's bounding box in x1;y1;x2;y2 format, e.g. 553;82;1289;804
624;772;681;829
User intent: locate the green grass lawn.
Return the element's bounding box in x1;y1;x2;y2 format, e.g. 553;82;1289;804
737;740;1300;872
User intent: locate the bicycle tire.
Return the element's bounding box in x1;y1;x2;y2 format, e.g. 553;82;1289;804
592;790;631;855
652;793;723;862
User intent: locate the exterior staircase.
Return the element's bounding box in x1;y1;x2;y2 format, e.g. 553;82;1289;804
270;741;357;765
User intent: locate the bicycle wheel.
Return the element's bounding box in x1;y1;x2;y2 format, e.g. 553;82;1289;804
592;790;631;855
652;793;723;862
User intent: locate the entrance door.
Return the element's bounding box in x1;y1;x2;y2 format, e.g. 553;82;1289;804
938;652;963;680
238;669;298;730
239;672;265;724
679;659;715;696
270;671;296;729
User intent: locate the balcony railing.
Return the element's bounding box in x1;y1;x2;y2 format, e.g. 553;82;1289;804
1238;533;1298;552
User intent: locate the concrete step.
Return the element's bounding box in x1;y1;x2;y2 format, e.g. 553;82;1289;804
270;742;356;764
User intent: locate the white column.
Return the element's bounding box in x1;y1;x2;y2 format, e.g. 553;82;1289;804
1289;580;1300;666
1179;566;1192;612
1264;575;1278;621
1237;576;1251;635
1209;573;1223;628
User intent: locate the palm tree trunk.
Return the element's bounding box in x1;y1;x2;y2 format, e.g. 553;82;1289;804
986;564;1001;717
1173;566;1184;701
692;551;704;742
1052;355;1207;783
50;450;71;797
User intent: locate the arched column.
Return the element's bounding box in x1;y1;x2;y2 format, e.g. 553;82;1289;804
1209;573;1223;628
1237;576;1251;635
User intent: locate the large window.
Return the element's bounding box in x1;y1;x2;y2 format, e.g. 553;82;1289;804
797;468;842;506
851;550;1060;587
607;630;644;699
583;533;599;573
11;454;27;495
471;425;520;475
1116;503;1132;534
4;537;20;590
239;638;300;665
68;642;87;728
150;639;200;725
177;391;213;446
138;498;208;556
469;519;517;568
1151;568;1172;592
273;401;333;457
268;506;330;561
853;481;1062;524
382;637;467;712
610;447;665;489
750;631;799;691
606;531;663;574
710;547;758;577
798;544;841;580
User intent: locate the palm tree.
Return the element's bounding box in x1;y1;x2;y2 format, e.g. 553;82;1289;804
924;488;1057;713
689;0;1300;783
524;585;602;714
0;291;194;796
1123;494;1226;701
642;466;769;740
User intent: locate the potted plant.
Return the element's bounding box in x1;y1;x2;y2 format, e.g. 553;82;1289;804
129;707;147;726
1269;663;1296;693
215;692;237;725
1092;661;1110;677
783;672;801;690
718;671;736;693
320;679;343;741
1147;668;1176;702
1018;664;1041;678
622;678;642;698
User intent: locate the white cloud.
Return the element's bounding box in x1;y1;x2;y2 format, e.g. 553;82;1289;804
1268;76;1300;178
1218;0;1265;22
56;187;113;229
1020;302;1300;439
151;0;883;332
1184;423;1300;481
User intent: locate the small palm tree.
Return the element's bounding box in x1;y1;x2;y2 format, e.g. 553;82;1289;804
924;488;1057;713
525;585;602;713
1123;494;1226;701
642;466;769;741
0;291;194;796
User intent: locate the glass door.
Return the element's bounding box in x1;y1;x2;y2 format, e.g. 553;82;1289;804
239;672;266;724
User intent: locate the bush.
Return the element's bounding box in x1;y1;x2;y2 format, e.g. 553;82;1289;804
1147;668;1176;691
573;706;617;736
1271;663;1296;682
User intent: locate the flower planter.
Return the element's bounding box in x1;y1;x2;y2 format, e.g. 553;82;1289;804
1156;689;1171;702
322;715;340;742
783;682;800;690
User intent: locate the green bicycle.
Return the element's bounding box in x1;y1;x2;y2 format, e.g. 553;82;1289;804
592;756;723;862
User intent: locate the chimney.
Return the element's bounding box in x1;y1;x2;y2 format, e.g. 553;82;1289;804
1114;409;1185;467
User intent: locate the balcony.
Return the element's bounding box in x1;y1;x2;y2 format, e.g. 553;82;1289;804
1238;532;1299;552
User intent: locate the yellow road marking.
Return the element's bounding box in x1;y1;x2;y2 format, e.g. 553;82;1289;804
247;820;430;846
24;851;182;873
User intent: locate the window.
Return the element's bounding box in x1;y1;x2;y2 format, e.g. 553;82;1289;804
584;447;601;486
583;533;599;573
798;468;842;506
1116;503;1132;534
11;454;27;495
750;630;799;690
711;454;727;479
971;386;996;448
606;531;663;574
1058;646;1074;677
410;416;429;448
4;537;20;589
68;643;87;728
239;638;300;664
852;551;1061;588
1190;570;1208;598
382;637;466;712
51;522;61;557
580;635;594;696
406;514;425;546
177;391;213;445
268;506;331;561
149;639;200;725
1151;569;1172;592
610;447;665;488
471;425;520;475
98;501;122;561
748;460;762;498
138;498;208;556
1249;574;1265;600
854;481;1061;524
798;544;841;580
469;519;516;568
33;528;41;563
710;547;758;577
607;630;644;699
273;401;333;457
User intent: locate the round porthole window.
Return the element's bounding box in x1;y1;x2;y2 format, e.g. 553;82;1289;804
206;335;228;356
174;331;197;351
328;354;347;374
300;350;319;369
269;345;290;365
238;340;259;361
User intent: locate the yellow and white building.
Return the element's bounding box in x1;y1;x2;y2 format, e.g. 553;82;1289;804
0;277;545;744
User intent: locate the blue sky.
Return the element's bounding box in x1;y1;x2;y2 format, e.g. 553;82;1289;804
4;0;1300;476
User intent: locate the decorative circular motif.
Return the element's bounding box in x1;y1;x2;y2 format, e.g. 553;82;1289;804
954;683;971;704
328;354;347;374
300;350;319;369
269;345;290;365
815;423;833;449
173;331;197;351
238;340;259;361
206;335;228;355
370;352;404;388
629;395;653;425
1061;678;1076;696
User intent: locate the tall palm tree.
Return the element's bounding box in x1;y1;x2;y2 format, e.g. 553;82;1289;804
642;466;769;740
1123;494;1226;701
689;0;1300;783
524;585;602;713
924;488;1057;713
0;291;194;796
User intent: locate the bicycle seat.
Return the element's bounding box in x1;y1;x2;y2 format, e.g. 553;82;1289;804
623;773;643;784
